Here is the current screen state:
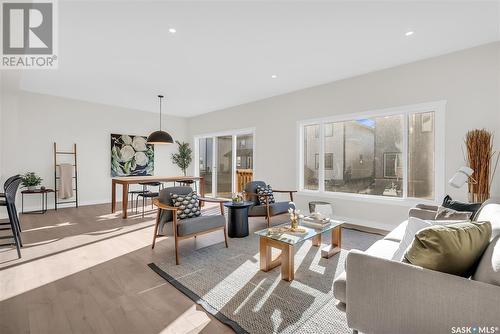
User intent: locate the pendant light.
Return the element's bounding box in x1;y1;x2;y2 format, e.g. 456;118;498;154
147;94;174;144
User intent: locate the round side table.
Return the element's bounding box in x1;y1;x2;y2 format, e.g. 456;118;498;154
224;201;253;238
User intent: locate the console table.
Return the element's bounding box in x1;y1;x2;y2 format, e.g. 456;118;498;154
21;188;55;214
111;176;204;219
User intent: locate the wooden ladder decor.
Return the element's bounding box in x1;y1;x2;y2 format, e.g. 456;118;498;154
53;143;79;210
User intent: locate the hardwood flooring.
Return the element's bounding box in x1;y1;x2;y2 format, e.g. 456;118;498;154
0;202;278;334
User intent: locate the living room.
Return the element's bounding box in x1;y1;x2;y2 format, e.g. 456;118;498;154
1;1;499;333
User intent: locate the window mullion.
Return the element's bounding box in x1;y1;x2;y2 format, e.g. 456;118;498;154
319;123;325;192
402;113;409;199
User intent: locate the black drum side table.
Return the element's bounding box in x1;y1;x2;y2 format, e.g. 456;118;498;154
224;201;253;238
21;188;54;214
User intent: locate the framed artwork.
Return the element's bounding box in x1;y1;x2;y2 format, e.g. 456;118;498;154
111;134;154;176
383;152;402;179
421;113;433;133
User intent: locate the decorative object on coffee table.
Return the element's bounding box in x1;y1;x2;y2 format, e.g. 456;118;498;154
224;201;253;238
288;201;303;230
465;129;499;202
21;172;42;191
255;219;344;281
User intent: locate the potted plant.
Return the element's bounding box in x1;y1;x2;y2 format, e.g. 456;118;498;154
21;172;43;191
171;141;192;176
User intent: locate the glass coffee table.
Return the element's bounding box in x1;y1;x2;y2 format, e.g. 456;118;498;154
255;219;344;281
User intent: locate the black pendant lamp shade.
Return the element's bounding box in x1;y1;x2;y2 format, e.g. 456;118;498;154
147;95;174;144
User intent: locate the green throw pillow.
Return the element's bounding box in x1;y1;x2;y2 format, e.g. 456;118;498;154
404;221;491;277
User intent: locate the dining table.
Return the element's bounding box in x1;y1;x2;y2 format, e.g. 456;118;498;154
111;175;205;218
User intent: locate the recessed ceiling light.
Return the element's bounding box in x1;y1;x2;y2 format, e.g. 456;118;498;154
169;28;177;34
405;31;414;36
271;74;278;79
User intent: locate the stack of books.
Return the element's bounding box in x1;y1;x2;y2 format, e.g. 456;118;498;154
301;216;332;229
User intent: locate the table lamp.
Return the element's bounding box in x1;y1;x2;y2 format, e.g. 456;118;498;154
449;167;475;188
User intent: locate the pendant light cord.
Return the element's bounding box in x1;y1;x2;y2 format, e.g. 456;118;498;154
158;95;164;131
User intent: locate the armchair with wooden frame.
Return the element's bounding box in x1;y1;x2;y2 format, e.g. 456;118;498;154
244;181;297;227
152;186;228;265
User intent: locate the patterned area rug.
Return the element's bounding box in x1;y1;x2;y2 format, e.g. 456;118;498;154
150;228;382;334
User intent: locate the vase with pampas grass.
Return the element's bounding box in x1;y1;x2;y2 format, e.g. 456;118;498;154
465;129;499;203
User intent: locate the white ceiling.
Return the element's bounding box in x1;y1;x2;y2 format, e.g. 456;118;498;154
16;1;500;117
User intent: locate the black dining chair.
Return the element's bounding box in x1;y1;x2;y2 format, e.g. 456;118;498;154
0;174;20;199
136;181;163;217
0;176;23;258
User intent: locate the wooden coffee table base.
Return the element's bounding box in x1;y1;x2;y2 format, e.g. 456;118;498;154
259;225;342;282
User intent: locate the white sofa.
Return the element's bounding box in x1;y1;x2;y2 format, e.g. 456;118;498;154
333;202;500;334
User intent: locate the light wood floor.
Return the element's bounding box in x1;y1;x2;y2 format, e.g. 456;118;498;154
0;201;284;334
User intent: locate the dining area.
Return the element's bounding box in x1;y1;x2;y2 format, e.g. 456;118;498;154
111;175;205;218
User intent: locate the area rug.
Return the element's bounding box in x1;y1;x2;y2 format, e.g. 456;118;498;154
149;228;382;334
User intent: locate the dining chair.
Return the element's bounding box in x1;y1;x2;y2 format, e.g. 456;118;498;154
0;176;23;258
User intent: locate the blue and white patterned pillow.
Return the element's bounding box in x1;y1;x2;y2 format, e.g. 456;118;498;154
171;192;201;220
256;185;275;205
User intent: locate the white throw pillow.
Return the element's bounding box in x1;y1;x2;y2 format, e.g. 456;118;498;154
392;217;433;261
391;217;470;261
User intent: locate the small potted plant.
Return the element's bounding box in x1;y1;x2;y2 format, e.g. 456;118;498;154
21;172;43;191
171;141;192;176
232;192;244;204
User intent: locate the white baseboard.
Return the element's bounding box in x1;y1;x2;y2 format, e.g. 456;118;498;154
0;198;111;219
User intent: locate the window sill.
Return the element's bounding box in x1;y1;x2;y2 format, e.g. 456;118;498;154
297;190;437;207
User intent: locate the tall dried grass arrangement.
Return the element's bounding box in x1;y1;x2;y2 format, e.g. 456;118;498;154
465;129;498;203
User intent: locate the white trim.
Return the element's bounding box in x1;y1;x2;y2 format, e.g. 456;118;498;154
297;100;446;202
193;127;256;139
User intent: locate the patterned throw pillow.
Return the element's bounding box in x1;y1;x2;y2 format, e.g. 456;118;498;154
256;185;275;205
171;192;201;220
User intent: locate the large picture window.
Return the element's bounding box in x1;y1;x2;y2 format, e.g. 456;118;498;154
299;102;444;201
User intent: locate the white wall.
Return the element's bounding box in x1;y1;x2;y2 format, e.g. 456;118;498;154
1;73;189;213
187;42;500;230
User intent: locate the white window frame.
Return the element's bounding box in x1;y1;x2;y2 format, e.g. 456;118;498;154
194;127;256;196
297;101;446;206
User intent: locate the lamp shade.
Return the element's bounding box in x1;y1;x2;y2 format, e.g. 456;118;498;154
146;130;173;144
146;94;174;145
449;166;474;189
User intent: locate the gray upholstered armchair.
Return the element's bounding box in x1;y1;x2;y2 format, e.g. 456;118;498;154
152;186;228;265
244;181;296;227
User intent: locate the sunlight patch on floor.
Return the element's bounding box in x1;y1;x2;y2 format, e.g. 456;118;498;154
159;305;211;334
22;221;77;232
0;223;155;301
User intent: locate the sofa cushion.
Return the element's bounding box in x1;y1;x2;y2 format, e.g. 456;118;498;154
384;220;408;242
405;221;492;277
442;195;482;218
435;206;472;220
249;201;290;216
333;239;400;304
473;235;500;286
391;217;434;261
176;215;225;237
366;239;405;260
475;203;500;239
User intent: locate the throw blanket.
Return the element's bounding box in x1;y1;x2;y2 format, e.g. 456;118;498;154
58;163;73;199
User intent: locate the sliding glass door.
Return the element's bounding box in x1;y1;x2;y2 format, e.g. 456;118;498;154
198;137;213;197
196;130;254;199
216;136;233;198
